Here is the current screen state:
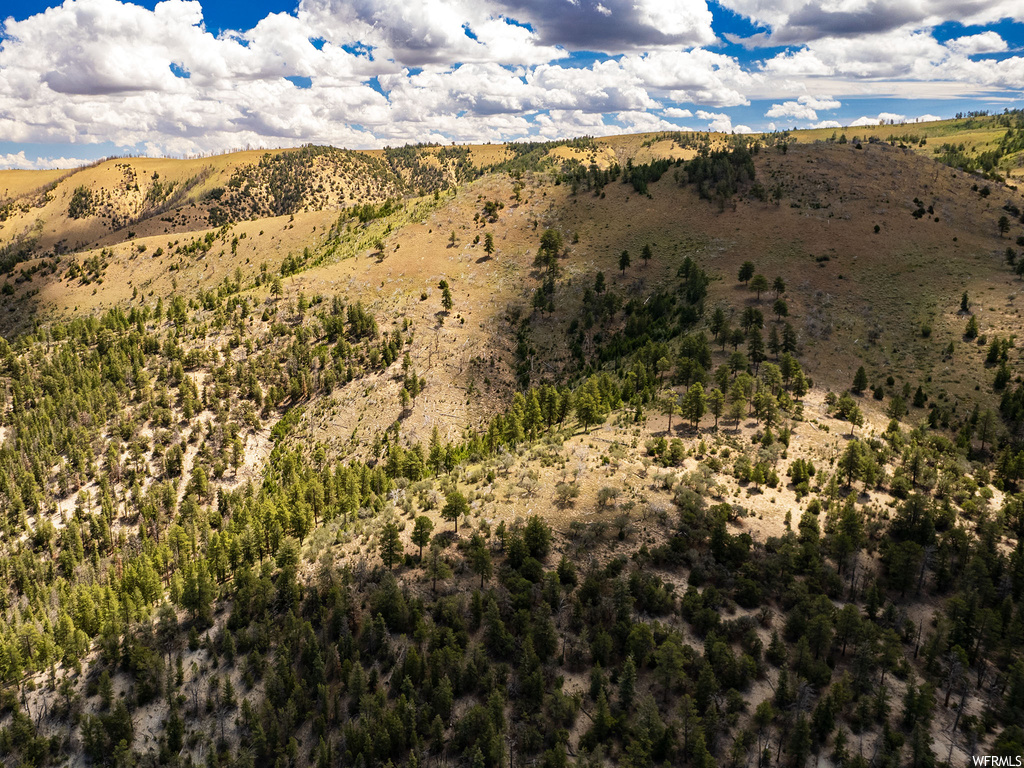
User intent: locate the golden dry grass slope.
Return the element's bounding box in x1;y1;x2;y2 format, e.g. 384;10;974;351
0;120;1022;418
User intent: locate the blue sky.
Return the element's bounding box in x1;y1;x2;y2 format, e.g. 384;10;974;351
1;0;1022;168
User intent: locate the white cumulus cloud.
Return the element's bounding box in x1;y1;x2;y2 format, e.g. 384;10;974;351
0;0;1019;157
0;151;96;170
615;110;685;133
800;94;840;110
766;101;817;120
764;94;839;122
717;0;1024;47
946;32;1007;56
623;49;757;107
850;112;910;127
696;109;734;132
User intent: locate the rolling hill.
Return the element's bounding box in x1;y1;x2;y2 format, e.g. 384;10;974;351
0;115;1023;768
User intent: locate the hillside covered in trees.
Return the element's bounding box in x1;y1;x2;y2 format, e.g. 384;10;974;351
0;118;1024;768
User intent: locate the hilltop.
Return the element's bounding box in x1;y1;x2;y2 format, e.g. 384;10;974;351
2;119;1023;412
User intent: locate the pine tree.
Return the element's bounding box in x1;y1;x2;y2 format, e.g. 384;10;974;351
886;395;906;419
411;516;433;560
852;366;868;393
787;714;812;768
442;489;469;533
576;392;601;432
772;297;788;320
467;534;492;588
782;322;798;353
707;388;725;429
682;382;706;429
738;261;755;284
965;314;979;338
378;520;403;570
749;274;769;301
710;306;726;341
661;393;679;435
747;328;765;373
839;440;864;487
618;654;637;711
425;544;453;593
767;631;788;666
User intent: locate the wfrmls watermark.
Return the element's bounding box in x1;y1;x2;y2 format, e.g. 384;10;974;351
972;758;1023;767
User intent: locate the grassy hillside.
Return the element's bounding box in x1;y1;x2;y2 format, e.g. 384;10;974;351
791;111;1024;183
0;120;1023;768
